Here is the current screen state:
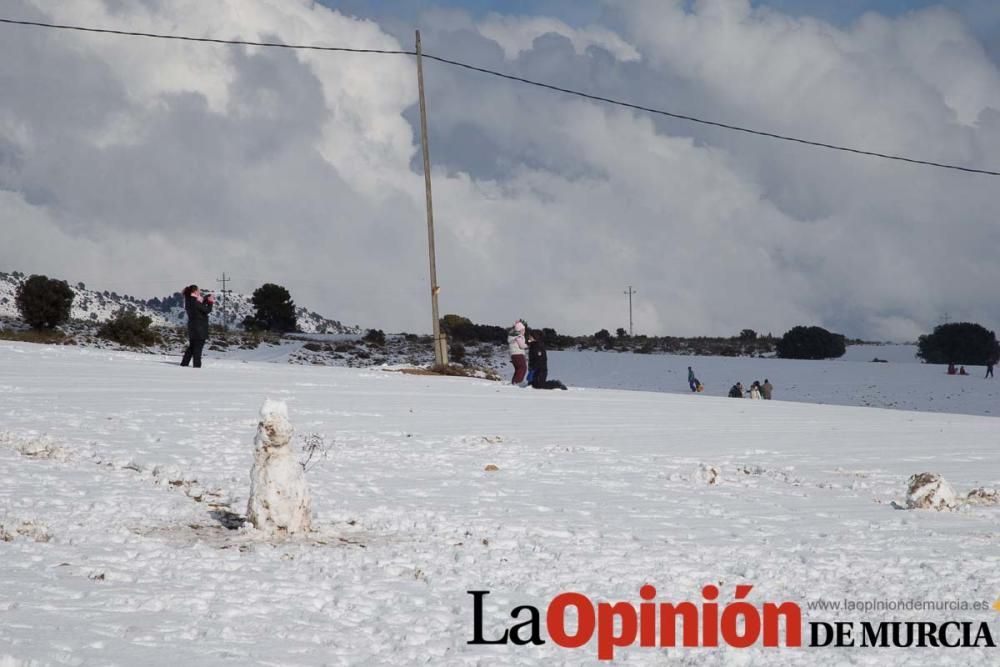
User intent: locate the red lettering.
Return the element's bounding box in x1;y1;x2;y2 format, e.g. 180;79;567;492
720;587;760;648
597;602;638;660
639;585;657;647
659;602;699;647
547;593;595;648
762;602;802;647
702;584;719;646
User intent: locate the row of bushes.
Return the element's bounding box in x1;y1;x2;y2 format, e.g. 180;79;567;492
438;314;1000;364
439;314;845;359
92;312;988;365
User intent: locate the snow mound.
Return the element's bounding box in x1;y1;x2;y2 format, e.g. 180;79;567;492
0;519;51;543
1;434;71;462
0;655;47;667
696;463;720;485
905;473;958;510
246;399;312;536
966;487;1000;506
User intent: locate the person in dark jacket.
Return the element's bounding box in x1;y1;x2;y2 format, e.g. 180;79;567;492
526;330;567;390
728;382;744;398
180;284;214;368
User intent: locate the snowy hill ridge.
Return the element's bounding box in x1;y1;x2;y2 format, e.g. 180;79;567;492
0;271;358;334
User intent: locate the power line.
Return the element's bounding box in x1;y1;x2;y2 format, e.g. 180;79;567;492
0;17;412;55
1;15;998;177
421;53;1000;177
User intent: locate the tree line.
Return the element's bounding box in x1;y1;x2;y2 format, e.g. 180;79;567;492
10;274;300;345
440;314;1000;363
9;274;1000;364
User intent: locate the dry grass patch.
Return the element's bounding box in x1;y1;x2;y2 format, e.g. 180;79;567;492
392;364;501;381
0;329;69;345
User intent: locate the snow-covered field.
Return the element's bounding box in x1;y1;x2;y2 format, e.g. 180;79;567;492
549;344;1000;417
1;341;999;665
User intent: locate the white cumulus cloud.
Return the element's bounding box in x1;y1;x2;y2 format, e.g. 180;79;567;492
1;0;999;341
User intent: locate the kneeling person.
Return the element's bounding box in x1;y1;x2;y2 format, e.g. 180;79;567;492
527;330;568;390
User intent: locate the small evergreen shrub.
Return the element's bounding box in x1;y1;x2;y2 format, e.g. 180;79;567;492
776;326;846;360
363;329;386;346
98;309;161;347
16;275;74;330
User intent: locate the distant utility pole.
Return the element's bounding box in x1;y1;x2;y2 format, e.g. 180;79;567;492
624;286;637;336
216;272;233;332
415;29;447;366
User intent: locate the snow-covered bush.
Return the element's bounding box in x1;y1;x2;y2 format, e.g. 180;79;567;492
966;487;1000;505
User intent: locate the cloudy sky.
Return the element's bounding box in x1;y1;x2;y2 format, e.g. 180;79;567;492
2;0;999;340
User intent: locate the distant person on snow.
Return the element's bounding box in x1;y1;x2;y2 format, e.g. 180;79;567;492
181;284;214;368
508;320;528;384
947;362;957;375
986;358;996;379
527;330;568;390
749;381;762;399
959;366;969;376
687;366;701;392
762;379;774;399
728;382;744;398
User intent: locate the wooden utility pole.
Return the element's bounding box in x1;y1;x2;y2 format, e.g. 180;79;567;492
624;286;637;336
415;30;447;366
